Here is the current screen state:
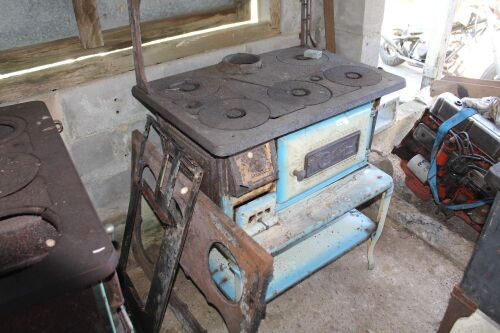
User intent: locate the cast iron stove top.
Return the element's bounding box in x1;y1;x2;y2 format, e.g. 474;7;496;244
133;47;405;157
0;102;117;308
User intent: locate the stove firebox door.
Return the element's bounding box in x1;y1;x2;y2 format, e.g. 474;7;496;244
276;103;373;206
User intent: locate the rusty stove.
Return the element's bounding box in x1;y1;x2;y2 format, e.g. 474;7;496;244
0;102;117;309
120;1;405;332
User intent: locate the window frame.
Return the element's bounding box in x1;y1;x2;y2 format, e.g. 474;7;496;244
0;0;280;103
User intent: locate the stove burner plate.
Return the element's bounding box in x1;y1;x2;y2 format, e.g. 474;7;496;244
276;48;329;66
324;65;382;87
267;80;332;106
0;116;26;144
158;76;220;100
199;99;270;130
0;153;40;198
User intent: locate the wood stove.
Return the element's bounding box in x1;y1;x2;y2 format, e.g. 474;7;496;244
121;1;405;331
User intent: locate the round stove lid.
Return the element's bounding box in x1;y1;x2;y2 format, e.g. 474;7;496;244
0;212;59;276
0;116;26;145
0;153;40;198
198;99;270;130
324;65;382;87
276;48;329;66
267;80;332;106
158;76;221;100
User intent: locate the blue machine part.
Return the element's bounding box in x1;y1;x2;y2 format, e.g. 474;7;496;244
276;103;374;208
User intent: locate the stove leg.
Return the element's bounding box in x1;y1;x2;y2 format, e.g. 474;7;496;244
367;184;393;270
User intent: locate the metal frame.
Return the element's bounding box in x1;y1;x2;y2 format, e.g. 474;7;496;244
128;128;274;333
127;0;149;93
118;116;204;333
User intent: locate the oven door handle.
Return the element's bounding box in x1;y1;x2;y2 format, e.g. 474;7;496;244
293;169;306;181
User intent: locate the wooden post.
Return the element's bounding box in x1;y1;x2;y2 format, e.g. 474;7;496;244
269;0;281;30
420;0;458;88
323;0;336;53
72;0;104;49
236;0;252;21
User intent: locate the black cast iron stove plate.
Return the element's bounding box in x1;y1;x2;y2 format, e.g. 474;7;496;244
0;102;117;308
132;46;406;157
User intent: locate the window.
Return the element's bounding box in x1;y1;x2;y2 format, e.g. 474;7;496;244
0;0;280;103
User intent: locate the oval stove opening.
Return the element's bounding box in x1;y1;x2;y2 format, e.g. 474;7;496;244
0;209;59;276
208;243;243;303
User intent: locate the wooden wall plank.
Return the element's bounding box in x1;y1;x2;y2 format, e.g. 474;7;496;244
441;76;500;88
323;0;336;53
72;0;104;49
269;0;281;30
431;79;500;98
0;23;279;104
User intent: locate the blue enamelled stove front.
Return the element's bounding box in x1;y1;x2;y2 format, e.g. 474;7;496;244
214;103;394;302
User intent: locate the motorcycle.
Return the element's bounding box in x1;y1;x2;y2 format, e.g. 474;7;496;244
380;5;499;79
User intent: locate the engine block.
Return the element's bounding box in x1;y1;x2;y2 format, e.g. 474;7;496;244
393;93;500;231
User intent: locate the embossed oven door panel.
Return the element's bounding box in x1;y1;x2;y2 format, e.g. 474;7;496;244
276;103;373;204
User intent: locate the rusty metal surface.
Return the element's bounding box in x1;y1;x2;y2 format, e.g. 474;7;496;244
119;116;204;333
437;287;478;333
127;0;149;93
0;101;117;308
129;129;273;333
227;141;277;198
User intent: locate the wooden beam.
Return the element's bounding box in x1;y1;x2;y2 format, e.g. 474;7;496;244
420;0;458;88
0;23;278;104
72;0;104;49
431;77;500;98
323;0;336;53
269;0;281;30
236;0;252;21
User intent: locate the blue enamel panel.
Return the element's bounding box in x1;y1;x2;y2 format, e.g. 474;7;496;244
276;103;373;207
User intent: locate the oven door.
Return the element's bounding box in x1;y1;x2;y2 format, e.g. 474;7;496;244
276;103;373;207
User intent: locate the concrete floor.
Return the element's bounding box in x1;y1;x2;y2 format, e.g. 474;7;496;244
131;216;463;333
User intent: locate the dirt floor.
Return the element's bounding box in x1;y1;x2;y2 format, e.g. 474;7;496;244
126;214;464;333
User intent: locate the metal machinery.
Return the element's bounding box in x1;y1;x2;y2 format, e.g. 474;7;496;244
0;102;127;332
119;0;405;331
393;93;500;231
